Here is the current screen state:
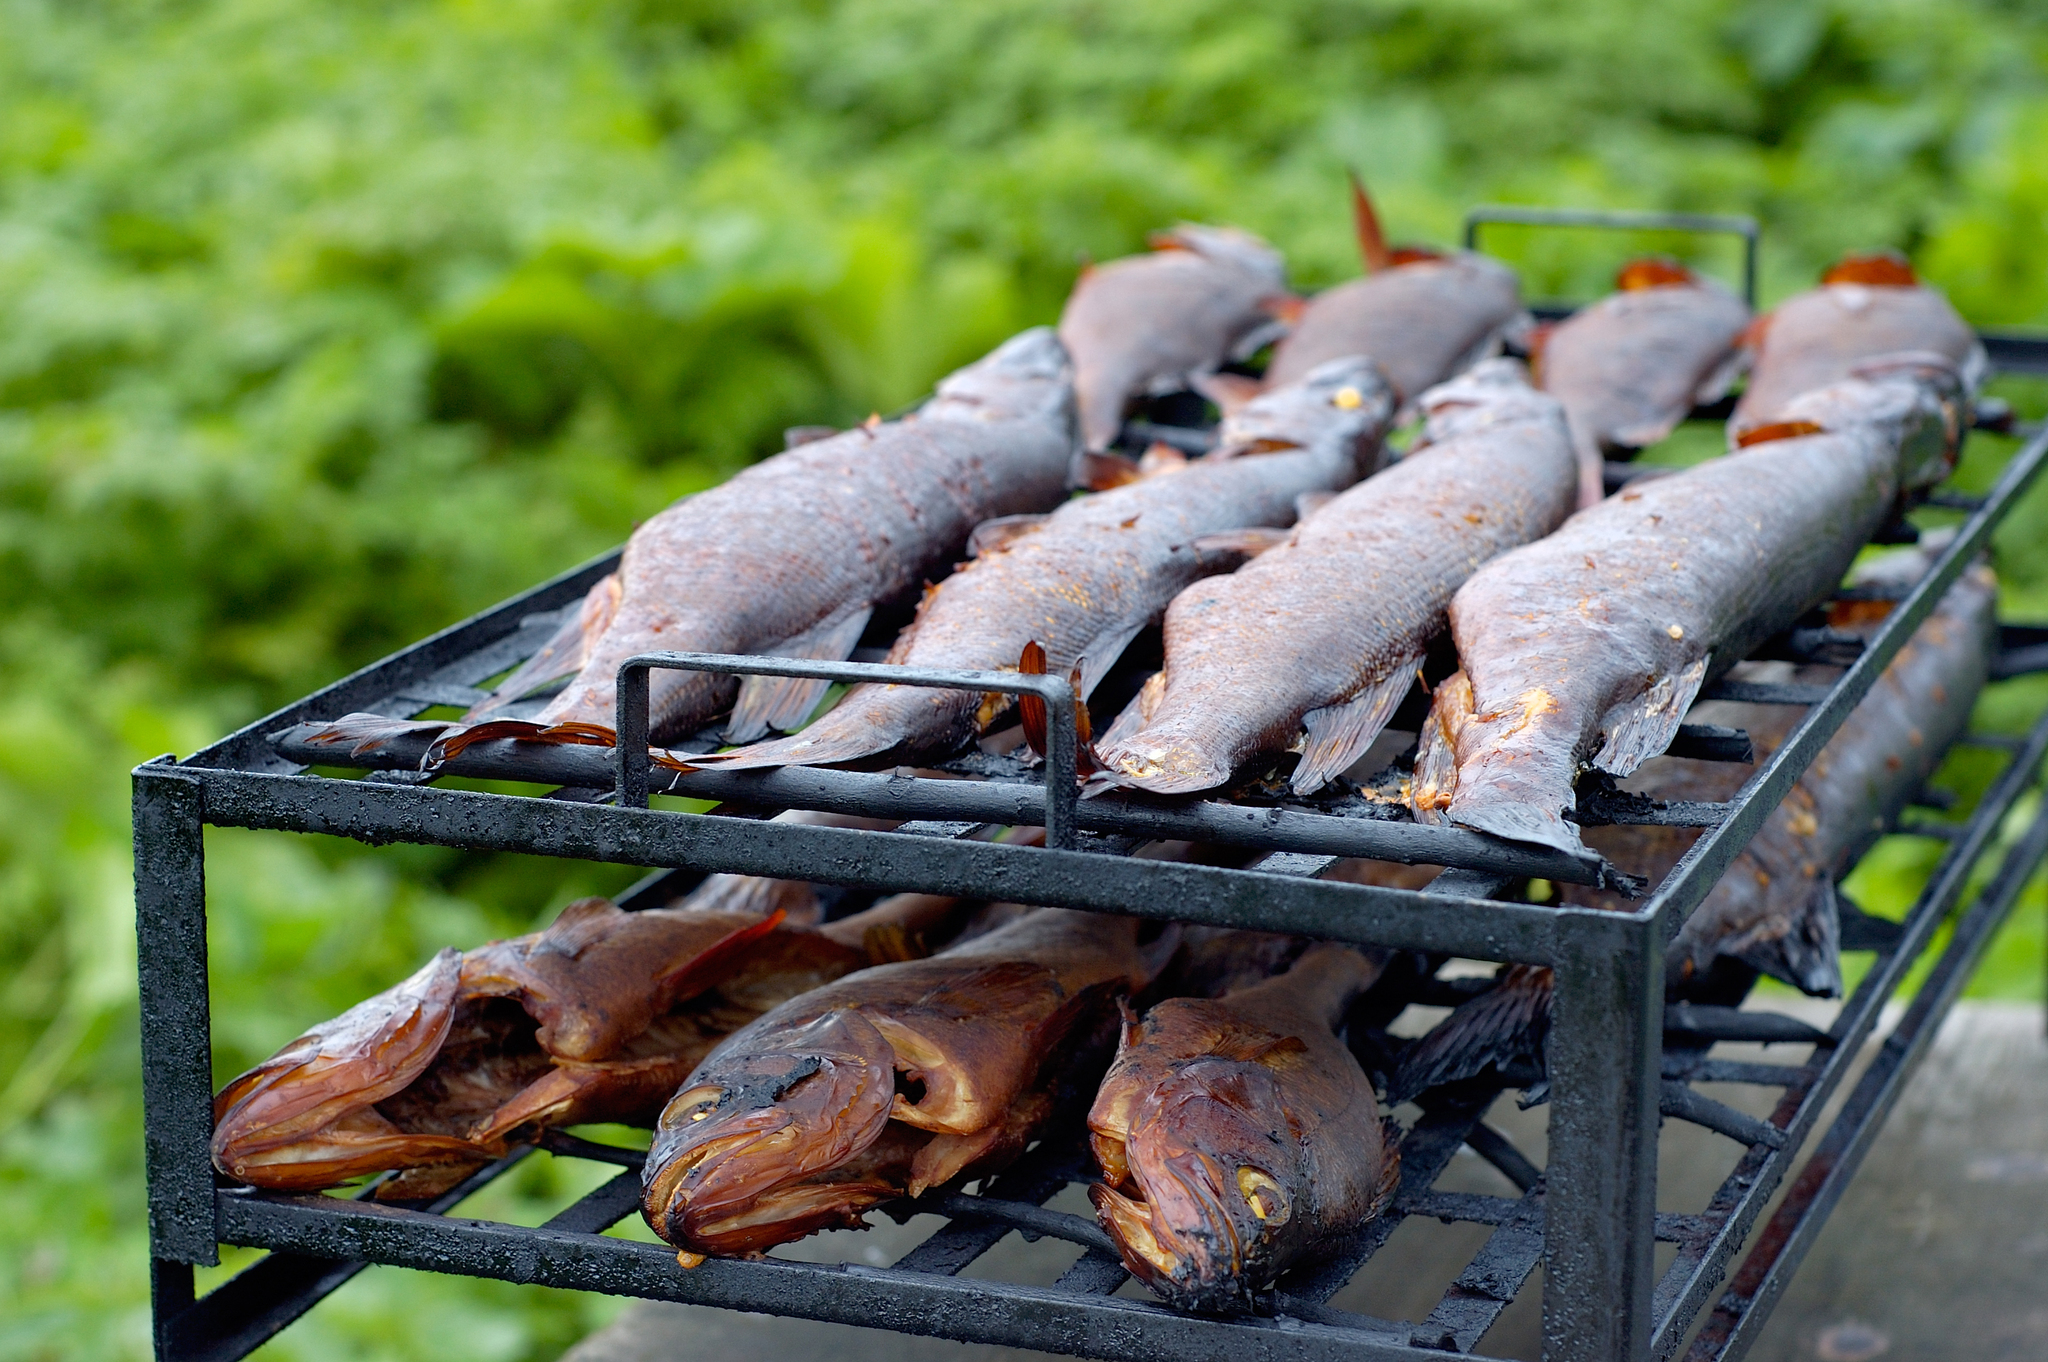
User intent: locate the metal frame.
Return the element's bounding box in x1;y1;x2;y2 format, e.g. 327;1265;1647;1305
1461;206;1760;309
138;401;2048;1361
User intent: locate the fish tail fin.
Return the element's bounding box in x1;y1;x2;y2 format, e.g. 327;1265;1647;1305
1291;655;1424;796
1348;167;1394;273
653;908;788;1006
1389;964;1553;1106
285;713;453;761
724;605;874;744
1016;640;1098;773
465;574;621;720
689;684;944;770
1407;671;1473;824
1591;658;1709;777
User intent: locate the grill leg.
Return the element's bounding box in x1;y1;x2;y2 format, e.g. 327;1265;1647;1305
1542;914;1661;1362
135;760;219;1283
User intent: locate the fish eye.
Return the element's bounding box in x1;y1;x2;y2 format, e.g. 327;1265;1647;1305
670;1085;723;1124
1237;1167;1290;1225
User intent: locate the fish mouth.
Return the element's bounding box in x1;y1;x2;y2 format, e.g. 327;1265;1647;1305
641;1009;895;1252
1091;1061;1296;1313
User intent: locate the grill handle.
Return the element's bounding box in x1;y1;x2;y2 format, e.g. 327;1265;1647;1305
1463;204;1761;309
614;651;1082;848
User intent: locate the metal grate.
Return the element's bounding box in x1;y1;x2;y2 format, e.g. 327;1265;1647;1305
136;334;2048;1362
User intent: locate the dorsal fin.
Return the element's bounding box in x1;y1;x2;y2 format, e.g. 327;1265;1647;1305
1348;167;1393;273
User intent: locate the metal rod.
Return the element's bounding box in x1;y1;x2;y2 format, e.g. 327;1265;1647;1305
1462;206;1760;308
134;762;219;1270
616;652;1081;847
1543;912;1662;1362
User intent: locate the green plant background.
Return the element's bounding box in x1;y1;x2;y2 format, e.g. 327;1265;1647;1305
5;1;2048;1358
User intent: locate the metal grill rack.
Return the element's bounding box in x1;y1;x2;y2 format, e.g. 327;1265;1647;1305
138;305;2048;1362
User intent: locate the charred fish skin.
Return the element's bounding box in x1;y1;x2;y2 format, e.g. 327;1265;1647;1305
294;329;1078;761
1730;252;1985;442
1088;944;1396;1314
1415;367;1963;857
1536;259;1750;507
1664;562;1996;995
643;908;1174;1257
1265;253;1524;414
1095;359;1577;798
1397;563;1997;1102
700;357;1397;773
1060;224;1290;452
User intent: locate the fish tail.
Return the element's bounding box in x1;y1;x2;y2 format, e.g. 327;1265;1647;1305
690;683;965;770
422;718;617;769
1712;876;1846;999
287;712;454;761
1389;965;1553;1106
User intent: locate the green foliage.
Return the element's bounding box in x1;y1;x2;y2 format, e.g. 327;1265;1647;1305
3;0;2048;1357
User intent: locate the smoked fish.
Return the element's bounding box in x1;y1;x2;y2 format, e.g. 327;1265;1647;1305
693;356;1397;772
1535;258;1750;507
1093;359;1577;798
1730;251;1985;441
211;877;958;1193
1257;178;1524;416
1393;560;1994;1102
1059;225;1293;452
642;907;1178;1257
297;328;1079;762
1411;364;1964;857
1089;943;1397;1312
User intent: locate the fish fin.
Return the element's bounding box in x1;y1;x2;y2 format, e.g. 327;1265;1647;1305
425;718;615;767
1291;655;1426;795
1388;964;1553;1106
724;605;874;742
1137;441;1188;475
469;575;621;717
1450;800;1591;859
1723;876;1845;998
1692;345;1750;407
1408;671;1474;824
1016;644;1098;770
1076;619;1152;700
1295;490;1336;521
530;896;627;959
1190;526;1291;569
1072;450;1144;491
1348;167;1394;273
1231;314;1295;357
651;908;788;1005
784;424;839;449
1592;657;1709;777
290;713;453;760
967;514;1051;558
1096;672;1166;752
1190;370;1264;416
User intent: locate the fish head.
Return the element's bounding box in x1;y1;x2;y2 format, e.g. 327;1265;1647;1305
1092;1056;1307;1313
641;1008;897;1252
1216;355;1396;474
922;326;1076;437
1413;358;1564;447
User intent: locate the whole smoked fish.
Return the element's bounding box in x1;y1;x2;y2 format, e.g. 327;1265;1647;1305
1089;943;1397;1312
1059;225;1293;452
297;328;1078;762
1536;257;1749;507
695;357;1397;772
642;908;1176;1257
1257;177;1524;415
1094;359;1576;797
211;880;955;1193
1730;251;1985;440
1411;366;1963;857
1394;562;1995;1102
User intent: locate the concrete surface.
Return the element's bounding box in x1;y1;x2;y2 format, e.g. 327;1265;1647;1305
562;1002;2048;1362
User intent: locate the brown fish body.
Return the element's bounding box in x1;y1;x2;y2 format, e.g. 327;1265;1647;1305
643;908;1175;1255
1088;944;1395;1313
698;357;1397;772
1264;252;1524;410
210;873;953;1191
1731;270;1983;440
1095;360;1577;797
1395;563;1995;1102
1538;268;1749;506
1060;225;1290;452
1413;370;1962;856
